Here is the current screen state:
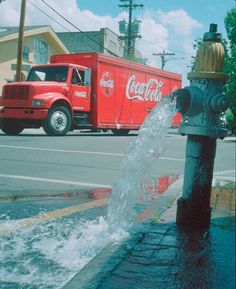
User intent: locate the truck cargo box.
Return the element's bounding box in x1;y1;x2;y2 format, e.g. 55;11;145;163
51;52;182;131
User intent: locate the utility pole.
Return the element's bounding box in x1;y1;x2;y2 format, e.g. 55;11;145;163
118;0;143;57
153;50;175;70
16;0;26;82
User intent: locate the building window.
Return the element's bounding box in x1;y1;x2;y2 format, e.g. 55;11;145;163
33;38;48;64
23;45;29;61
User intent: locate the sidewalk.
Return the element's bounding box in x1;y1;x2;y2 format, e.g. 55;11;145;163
63;182;235;289
98;186;235;289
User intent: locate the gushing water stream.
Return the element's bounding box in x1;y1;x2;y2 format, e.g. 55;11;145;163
107;94;176;228
0;95;176;288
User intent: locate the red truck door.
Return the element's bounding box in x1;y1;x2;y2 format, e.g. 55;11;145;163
69;68;91;112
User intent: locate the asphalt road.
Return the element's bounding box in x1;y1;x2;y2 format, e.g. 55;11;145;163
0;129;182;195
0;128;235;195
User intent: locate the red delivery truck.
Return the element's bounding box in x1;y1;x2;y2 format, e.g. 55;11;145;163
0;52;182;136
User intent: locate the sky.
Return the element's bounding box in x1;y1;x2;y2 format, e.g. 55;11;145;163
0;0;235;85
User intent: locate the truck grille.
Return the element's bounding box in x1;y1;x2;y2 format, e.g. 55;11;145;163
3;86;30;100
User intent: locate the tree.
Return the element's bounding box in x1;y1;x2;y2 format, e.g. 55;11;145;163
224;8;236;134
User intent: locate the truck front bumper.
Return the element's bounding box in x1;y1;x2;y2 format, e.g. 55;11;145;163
0;107;48;119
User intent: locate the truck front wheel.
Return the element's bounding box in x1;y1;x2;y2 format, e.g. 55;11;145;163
0;120;24;135
43;106;71;136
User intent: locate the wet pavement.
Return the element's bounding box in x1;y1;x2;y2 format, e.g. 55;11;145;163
98;219;235;289
63;181;235;289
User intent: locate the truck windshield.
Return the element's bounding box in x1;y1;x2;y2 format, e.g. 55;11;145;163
27;66;69;82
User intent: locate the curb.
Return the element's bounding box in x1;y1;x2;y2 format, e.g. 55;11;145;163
62;179;183;289
62;232;143;289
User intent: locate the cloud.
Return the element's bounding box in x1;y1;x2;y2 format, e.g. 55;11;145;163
134;9;202;73
159;9;202;37
136;13;169;67
0;0;117;32
140;16;169;51
0;0;20;26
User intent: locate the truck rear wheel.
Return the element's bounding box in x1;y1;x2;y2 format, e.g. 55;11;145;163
111;129;130;136
43;106;71;136
0;120;24;135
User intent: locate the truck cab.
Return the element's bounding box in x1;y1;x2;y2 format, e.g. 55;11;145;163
0;63;92;136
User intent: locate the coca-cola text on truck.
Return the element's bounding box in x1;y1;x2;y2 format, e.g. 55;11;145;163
0;52;182;136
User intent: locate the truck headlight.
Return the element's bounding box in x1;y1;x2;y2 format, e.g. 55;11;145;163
32;100;45;106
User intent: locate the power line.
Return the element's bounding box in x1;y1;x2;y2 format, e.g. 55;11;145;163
39;0;115;55
28;0;97;53
28;0;71;35
141;37;193;56
39;0;120;57
32;0;147;60
33;0;119;55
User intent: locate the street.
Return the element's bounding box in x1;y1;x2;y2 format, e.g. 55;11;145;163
0;129;186;195
0;128;235;212
0;128;235;289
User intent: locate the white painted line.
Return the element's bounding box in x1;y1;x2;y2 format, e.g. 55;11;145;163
0;144;123;157
0;173;112;188
213;170;236;182
0;144;185;162
214;170;236;176
214;176;235;182
159;157;185;162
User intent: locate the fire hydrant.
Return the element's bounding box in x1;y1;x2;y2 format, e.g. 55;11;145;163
175;23;229;229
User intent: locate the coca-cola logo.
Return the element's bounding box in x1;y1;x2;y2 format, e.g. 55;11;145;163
100;71;114;96
126;75;163;102
75;91;87;98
